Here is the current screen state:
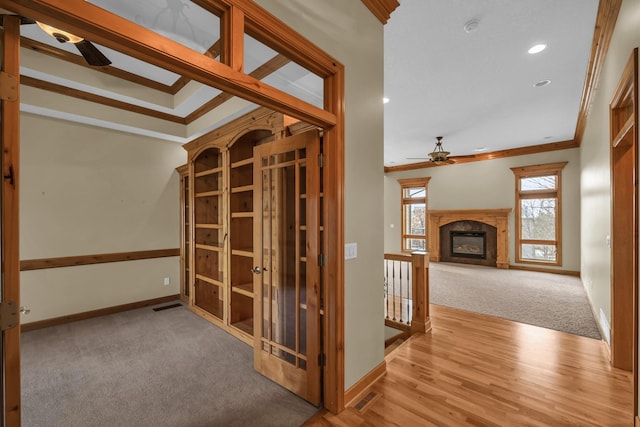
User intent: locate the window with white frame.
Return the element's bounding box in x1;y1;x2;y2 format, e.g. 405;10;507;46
510;162;567;265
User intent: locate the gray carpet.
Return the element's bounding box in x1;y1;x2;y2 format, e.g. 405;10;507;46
430;262;602;340
21;304;317;427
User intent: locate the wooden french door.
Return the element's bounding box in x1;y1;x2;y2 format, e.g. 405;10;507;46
1;15;21;427
253;130;322;406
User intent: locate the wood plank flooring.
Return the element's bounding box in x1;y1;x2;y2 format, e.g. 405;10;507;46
305;304;633;426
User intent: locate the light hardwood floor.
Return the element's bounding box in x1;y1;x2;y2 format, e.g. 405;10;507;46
305;304;633;426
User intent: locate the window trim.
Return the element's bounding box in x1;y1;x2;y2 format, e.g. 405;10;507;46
510;162;567;265
398;177;431;253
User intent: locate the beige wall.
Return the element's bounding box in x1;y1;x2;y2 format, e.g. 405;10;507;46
580;0;640;345
385;148;581;271
20;113;186;323
256;0;386;390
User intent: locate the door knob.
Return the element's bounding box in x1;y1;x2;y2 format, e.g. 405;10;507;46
251;266;268;274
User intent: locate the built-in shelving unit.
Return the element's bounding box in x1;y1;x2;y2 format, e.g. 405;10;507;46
181;109;287;345
228;130;274;338
192;148;225;321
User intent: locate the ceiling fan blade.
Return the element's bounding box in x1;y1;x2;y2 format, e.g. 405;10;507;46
75;40;111;66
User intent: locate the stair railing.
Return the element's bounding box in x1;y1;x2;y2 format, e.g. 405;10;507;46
384;251;431;335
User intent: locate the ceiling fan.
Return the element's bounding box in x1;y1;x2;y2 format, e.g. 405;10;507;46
4;15;112;66
407;136;456;165
34;21;112;67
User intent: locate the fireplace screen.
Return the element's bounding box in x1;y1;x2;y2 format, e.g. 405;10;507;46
451;231;486;259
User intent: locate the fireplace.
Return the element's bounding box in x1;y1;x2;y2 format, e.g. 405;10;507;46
428;209;511;269
451;231;486;259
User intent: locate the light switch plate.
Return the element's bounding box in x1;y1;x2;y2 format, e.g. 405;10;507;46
345;242;357;260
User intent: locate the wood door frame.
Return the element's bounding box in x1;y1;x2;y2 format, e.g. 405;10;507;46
1;14;21;427
609;48;638;414
0;0;345;414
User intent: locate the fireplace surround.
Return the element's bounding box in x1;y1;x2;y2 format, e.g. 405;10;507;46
428;209;511;269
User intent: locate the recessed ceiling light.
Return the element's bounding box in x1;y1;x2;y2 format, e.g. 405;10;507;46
474;147;488;152
534;79;551;88
528;44;547;54
383;97;390;104
463;19;480;33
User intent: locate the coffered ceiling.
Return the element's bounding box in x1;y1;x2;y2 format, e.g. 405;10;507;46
13;0;325;144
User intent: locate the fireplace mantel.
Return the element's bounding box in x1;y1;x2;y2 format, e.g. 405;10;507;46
428;209;512;269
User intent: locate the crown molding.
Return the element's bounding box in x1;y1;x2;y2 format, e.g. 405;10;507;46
384;139;578;173
573;0;622;145
361;0;400;25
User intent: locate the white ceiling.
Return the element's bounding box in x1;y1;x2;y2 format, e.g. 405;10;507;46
383;0;599;166
11;1;600;157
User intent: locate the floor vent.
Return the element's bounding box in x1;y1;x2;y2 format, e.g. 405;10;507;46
153;303;183;312
354;391;378;411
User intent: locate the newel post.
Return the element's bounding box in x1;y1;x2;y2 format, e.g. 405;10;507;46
410;251;432;334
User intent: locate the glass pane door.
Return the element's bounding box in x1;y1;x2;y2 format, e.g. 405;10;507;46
253;130;321;405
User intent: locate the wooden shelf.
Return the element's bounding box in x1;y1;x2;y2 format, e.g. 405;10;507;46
231;184;253;193
195;223;223;229
232;248;253;258
231;317;253;335
195;243;223;252
231;158;253;168
232;283;254;298
195;274;224;288
232;212;254;218
195;167;223;178
195;190;223;198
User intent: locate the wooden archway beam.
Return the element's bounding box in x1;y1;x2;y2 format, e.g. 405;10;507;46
0;0;337;129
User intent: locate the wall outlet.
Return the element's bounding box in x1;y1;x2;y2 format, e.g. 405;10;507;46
163;277;170;286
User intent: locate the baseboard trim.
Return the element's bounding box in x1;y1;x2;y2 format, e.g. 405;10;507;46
344;361;387;407
581;277;610;349
21;294;180;332
509;264;580;277
635;415;640;427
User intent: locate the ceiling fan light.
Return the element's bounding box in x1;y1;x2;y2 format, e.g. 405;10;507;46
428;136;451;163
36;21;83;44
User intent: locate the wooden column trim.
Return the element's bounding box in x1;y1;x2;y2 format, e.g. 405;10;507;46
322;64;345;413
410;252;431;334
1;14;21;426
428;209;512;269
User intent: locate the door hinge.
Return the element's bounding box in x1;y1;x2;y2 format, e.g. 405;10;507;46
318;253;326;267
0;301;19;331
318;353;326;367
0;71;18;101
318;153;324;168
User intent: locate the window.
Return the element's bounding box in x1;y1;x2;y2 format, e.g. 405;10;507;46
511;162;567;265
398;177;430;253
